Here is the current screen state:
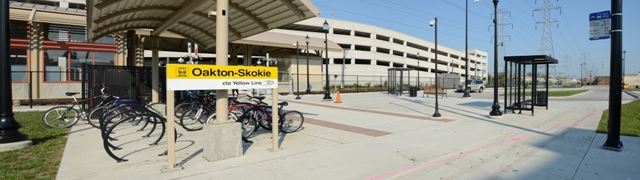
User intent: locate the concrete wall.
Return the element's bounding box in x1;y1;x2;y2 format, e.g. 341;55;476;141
12;83;29;100
40;83;82;99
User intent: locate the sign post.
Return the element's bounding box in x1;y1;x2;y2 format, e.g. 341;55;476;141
164;64;279;169
589;11;611;41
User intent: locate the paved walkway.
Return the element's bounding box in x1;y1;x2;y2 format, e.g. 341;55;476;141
55;89;639;179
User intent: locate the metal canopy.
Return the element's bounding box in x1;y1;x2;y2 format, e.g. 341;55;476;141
504;55;559;64
86;0;319;48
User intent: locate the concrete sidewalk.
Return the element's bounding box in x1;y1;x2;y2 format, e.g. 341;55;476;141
56;91;639;180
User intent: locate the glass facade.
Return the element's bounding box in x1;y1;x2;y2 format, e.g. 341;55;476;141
44;50;69;81
10;20;27;39
45;23;87;42
43;50;116;82
10;48;27;81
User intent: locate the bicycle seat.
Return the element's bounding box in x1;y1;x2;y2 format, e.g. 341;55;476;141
255;96;266;101
65;92;80;96
278;101;288;106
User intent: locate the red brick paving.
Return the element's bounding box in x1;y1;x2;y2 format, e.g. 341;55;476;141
305;118;391;137
290;101;453;123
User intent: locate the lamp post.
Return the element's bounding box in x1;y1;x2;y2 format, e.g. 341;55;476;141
489;0;502;117
295;41;301;100
463;0;472;97
305;35;311;94
580;62;586;87
322;20;332;100
0;0;29;143
342;48;347;90
417;52;420;87
430;17;442;118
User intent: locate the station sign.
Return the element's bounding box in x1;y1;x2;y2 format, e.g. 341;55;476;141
166;64;278;90
589;11;611;40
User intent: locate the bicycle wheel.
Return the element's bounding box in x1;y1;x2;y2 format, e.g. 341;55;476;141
88;106;105;128
257;107;273;130
179;108;209;131
237;111;257;139
280;111;304;133
174;102;194;118
43;106;79;128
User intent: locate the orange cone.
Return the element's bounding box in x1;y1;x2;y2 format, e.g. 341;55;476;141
335;90;342;103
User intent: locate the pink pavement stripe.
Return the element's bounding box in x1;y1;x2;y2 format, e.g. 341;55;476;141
290;101;453;123
305;118;391;137
367;111;598;180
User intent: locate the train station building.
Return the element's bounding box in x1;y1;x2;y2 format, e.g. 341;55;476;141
7;0;488;103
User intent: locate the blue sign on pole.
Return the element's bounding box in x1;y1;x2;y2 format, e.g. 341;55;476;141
589;11;611;40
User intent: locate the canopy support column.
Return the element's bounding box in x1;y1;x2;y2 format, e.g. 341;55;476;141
150;35;159;103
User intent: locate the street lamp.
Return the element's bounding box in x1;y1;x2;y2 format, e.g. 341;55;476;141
463;0;473;98
322;20;332;100
580;62;586;87
0;0;29;143
430;17;442;118
489;0;502;117
305;35;311;94
417;52;420;87
342;48;348;90
294;41;301;100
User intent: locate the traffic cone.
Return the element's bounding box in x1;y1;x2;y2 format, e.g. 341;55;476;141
335;90;342;103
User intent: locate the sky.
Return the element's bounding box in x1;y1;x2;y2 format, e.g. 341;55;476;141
311;0;638;78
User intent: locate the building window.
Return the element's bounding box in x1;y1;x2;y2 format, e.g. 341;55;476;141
376;34;390;41
393;50;404;57
68;2;86;10
376;47;390;54
10;48;27;81
333;59;351;64
94;52;115;65
333;28;351;35
95;35;115;44
44;50;69;81
44;50;115;81
354;59;371;65
338;43;351;49
354;45;371;51
393;38;404;45
45;23;86;42
70;51;90;81
376;60;390;67
354;31;370;38
10;20;28;39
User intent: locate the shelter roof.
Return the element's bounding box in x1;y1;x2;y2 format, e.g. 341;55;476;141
504;55;559;64
86;0;319;48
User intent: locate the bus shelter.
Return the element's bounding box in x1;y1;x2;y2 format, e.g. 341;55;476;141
387;67;415;96
503;55;558;116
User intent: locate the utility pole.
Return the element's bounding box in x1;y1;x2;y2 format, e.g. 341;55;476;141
604;0;623;151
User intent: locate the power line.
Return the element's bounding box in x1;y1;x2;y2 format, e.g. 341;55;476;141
438;0;492;21
315;4;491;44
369;0;493;37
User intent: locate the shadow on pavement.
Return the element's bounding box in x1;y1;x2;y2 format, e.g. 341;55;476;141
507;128;638;180
390;96;552;136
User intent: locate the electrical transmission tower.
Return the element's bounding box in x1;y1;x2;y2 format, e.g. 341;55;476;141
490;9;512;72
533;0;560;57
533;0;561;77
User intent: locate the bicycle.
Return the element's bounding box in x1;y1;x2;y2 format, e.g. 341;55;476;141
238;99;304;138
42;86;110;128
